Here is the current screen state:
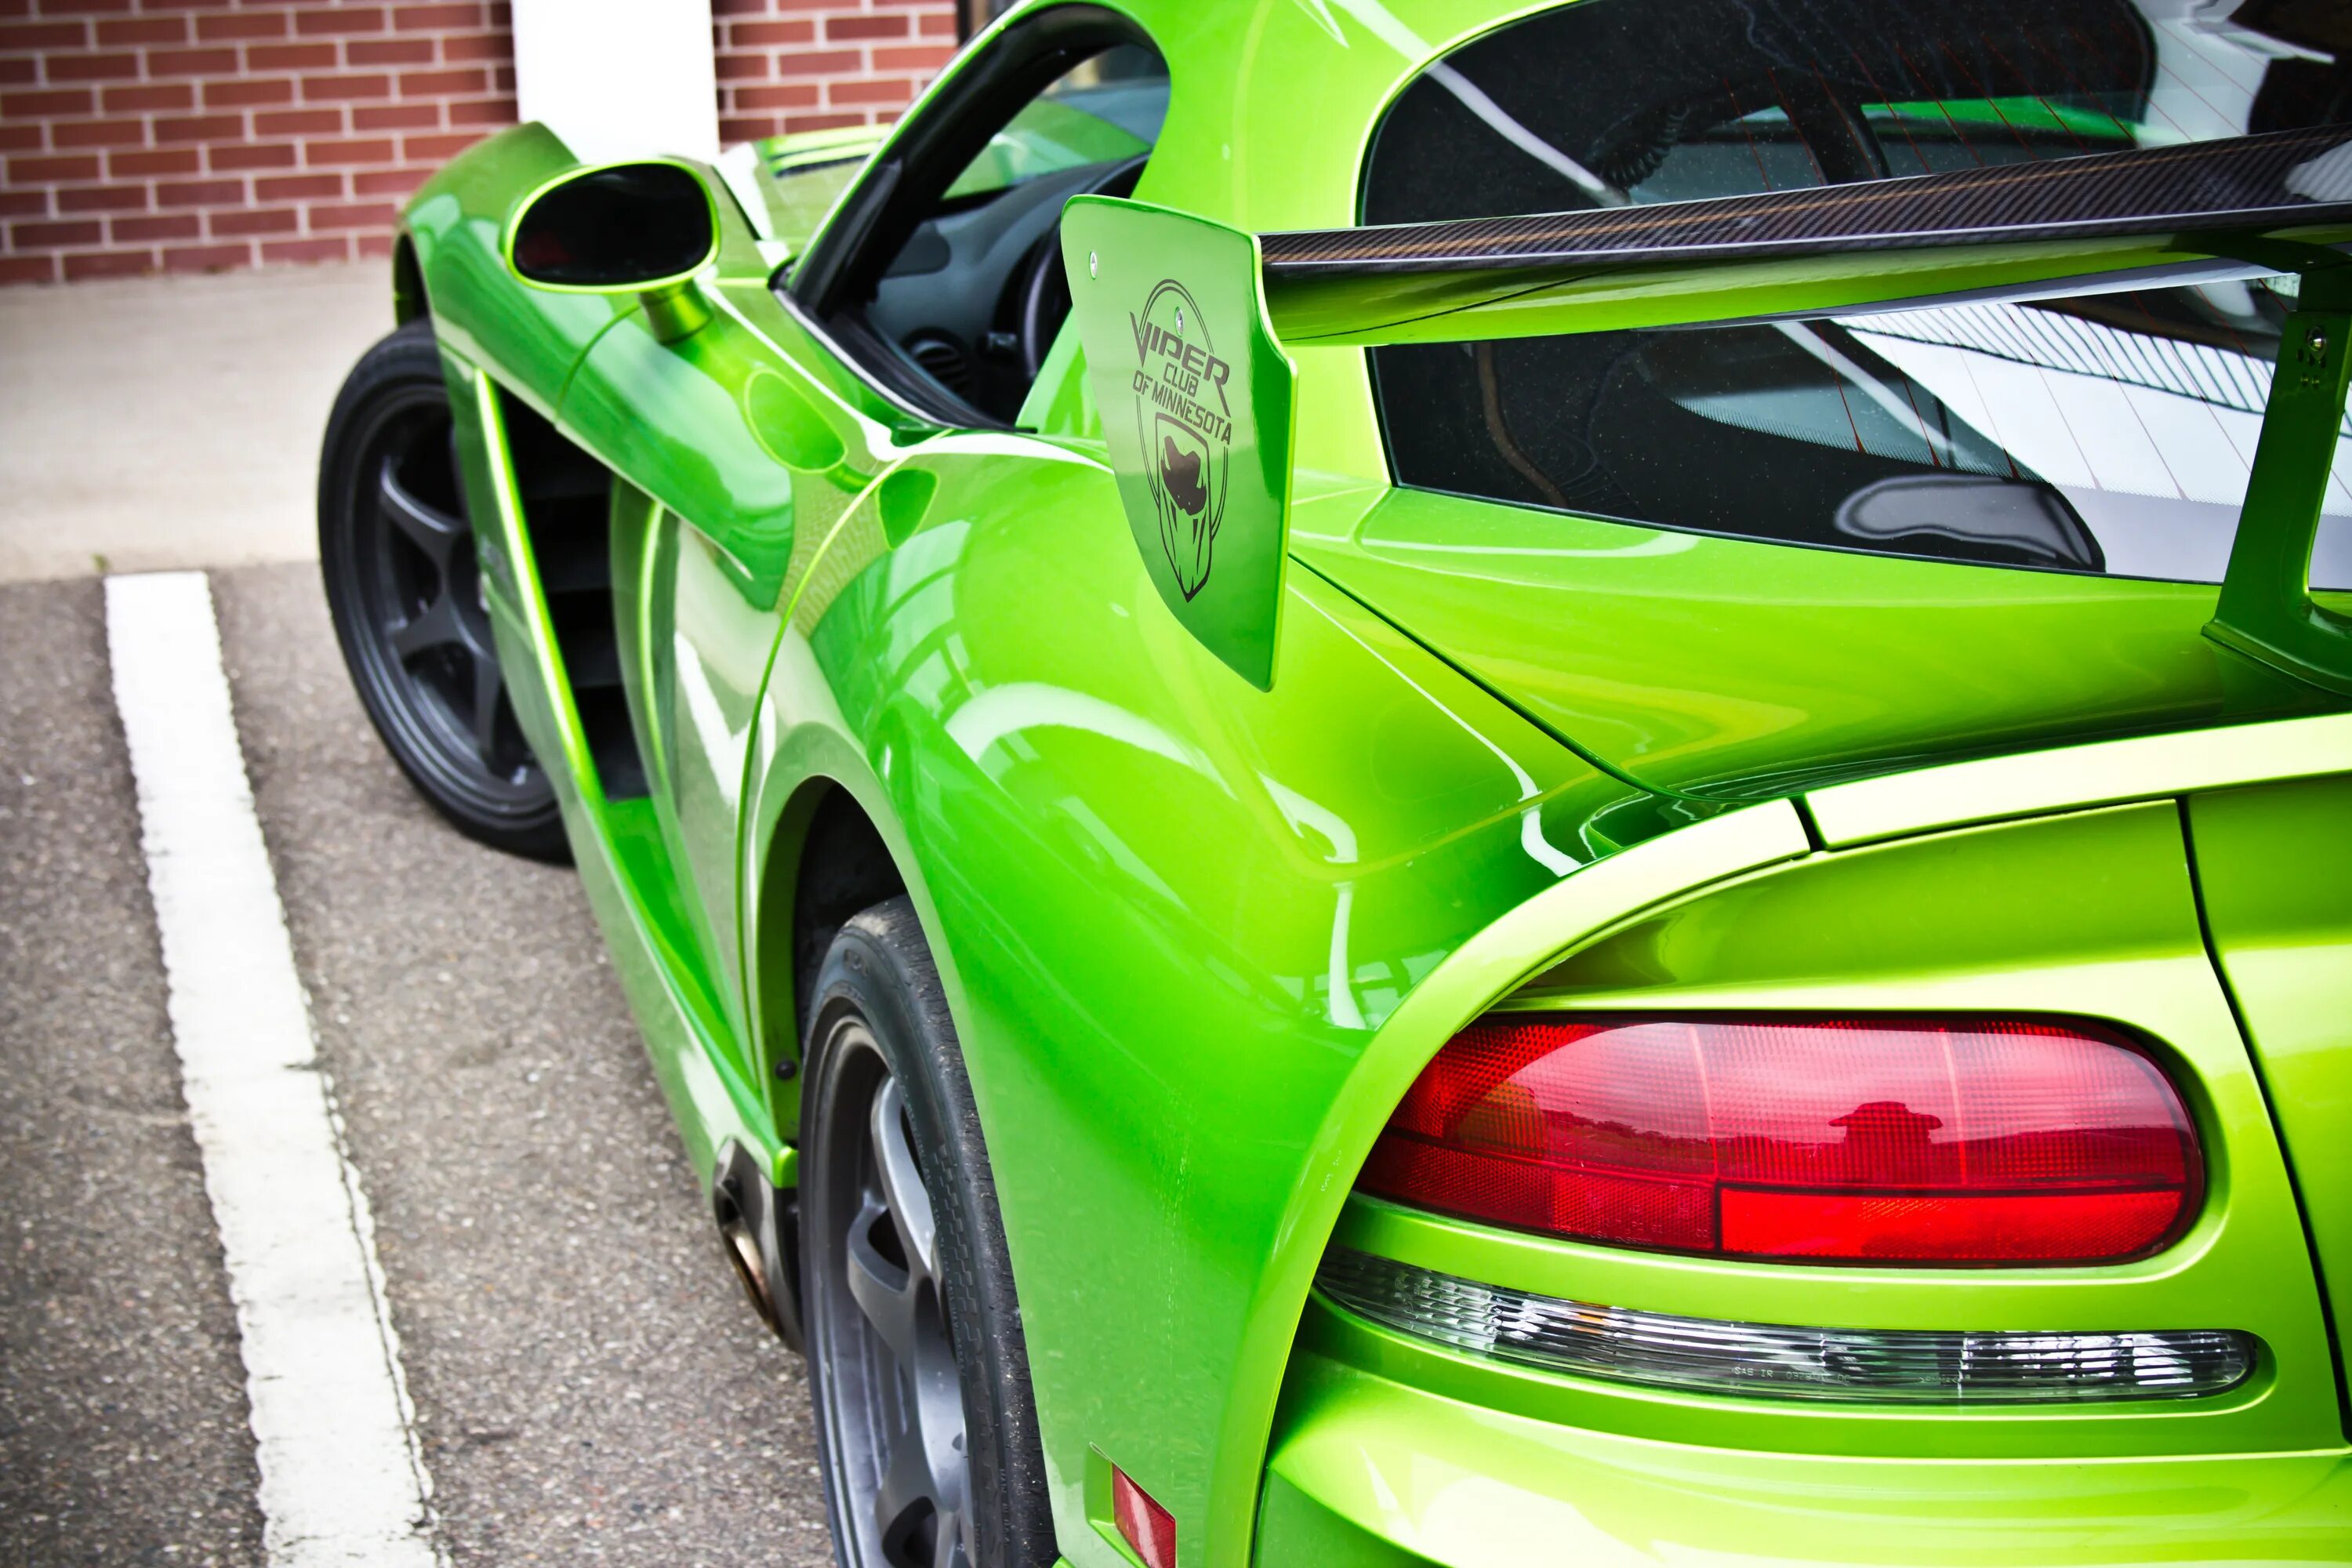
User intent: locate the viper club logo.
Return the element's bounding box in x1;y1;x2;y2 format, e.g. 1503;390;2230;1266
1127;280;1232;599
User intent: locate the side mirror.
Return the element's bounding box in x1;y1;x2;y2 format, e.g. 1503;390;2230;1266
506;161;718;337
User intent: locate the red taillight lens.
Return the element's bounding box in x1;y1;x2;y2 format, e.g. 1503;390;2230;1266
1361;1017;2200;1265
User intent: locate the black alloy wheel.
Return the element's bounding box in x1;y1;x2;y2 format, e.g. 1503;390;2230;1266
319;318;566;859
802;898;1057;1568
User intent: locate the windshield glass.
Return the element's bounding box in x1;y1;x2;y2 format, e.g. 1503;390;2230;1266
1363;0;2352;586
942;44;1168;202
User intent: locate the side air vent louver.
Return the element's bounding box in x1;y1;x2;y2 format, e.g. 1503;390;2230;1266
494;389;648;802
902;333;973;397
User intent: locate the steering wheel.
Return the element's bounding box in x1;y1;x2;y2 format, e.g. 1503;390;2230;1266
1010;153;1152;381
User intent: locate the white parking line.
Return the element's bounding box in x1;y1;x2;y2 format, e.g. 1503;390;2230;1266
106;572;441;1568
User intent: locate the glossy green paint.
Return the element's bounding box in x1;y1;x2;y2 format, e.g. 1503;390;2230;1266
2189;774;2352;1374
381;4;2352;1566
1258;1345;2352;1567
1295;488;2345;802
1062;197;1298;688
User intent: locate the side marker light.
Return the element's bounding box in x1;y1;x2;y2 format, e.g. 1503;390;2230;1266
1112;1463;1176;1568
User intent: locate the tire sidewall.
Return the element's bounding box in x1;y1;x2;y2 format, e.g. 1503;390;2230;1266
801;898;1054;1568
317;318;566;860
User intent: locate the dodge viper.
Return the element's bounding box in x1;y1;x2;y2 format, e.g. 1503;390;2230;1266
316;2;2352;1564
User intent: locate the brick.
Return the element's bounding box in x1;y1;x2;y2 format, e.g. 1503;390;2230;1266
154;177;241;207
719;115;780;143
391;2;481;28
195;11;288;42
400;129;482;160
437;30;506;61
715;53;767;80
0;20;86;48
769;48;857;78
255;171;343;200
113;212;199;241
101;82;193;112
355;230;392;259
783;111;870;132
918;12;956;36
56;181;147;211
35;0;132;9
2;87;93;117
354;101;437;130
51;117;147;148
345;37;433;65
8;151;100;180
164;242;249;272
0;253;60;285
395;66;481;96
153;114;245;143
12;218;102;247
209;205;296;235
874;44;953;71
255;107;343;135
0;57;31;84
728;19;814;45
64;250;152;281
107;146;198;176
826;13;909;39
144;46;239;77
247;42;336;71
309;199;395;230
209;141;295;171
710;0;768;13
0;125;38;154
261;234;350;263
295;7;386;35
445;96;510;126
303;73;394;102
0;189;45;216
94;16;186;45
305;136;394;165
351;165;426;197
828;77;914;107
204;78;296;108
734;82;817;111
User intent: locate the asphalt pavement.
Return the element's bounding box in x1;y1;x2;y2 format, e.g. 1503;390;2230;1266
2;564;833;1565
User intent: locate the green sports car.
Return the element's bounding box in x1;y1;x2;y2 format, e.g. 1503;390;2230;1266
315;1;2352;1563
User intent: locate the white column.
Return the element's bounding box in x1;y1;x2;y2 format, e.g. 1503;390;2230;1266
510;0;720;164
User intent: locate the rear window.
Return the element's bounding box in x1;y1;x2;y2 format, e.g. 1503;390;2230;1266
1363;0;2352;586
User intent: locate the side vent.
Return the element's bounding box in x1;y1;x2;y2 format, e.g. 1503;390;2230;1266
902;333;973;397
495;388;648;802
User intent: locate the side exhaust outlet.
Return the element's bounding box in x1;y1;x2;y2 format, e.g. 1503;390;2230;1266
711;1140;804;1354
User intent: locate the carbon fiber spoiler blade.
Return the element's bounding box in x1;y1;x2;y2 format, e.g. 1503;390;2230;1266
1257;125;2352;345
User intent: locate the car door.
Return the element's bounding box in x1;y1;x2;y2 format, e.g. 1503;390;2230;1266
556;230;906;1064
557;17;1171;1076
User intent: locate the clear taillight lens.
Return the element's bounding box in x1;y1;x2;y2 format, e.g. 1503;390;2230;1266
1360;1016;2200;1265
1317;1250;2253;1403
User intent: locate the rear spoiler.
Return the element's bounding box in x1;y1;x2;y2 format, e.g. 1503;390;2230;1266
1061;125;2352;693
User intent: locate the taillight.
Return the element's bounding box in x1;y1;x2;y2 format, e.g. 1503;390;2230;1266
1360;1016;2200;1265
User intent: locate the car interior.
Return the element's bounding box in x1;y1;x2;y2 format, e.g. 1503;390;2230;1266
785;10;1168;429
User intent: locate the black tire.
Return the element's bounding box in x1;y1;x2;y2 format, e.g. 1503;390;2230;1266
800;898;1056;1568
318;317;568;861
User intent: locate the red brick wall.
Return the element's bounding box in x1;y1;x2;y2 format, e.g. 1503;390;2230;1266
713;0;954;145
0;0;516;285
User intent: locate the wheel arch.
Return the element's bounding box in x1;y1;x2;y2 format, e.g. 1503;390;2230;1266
390;229;427;325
